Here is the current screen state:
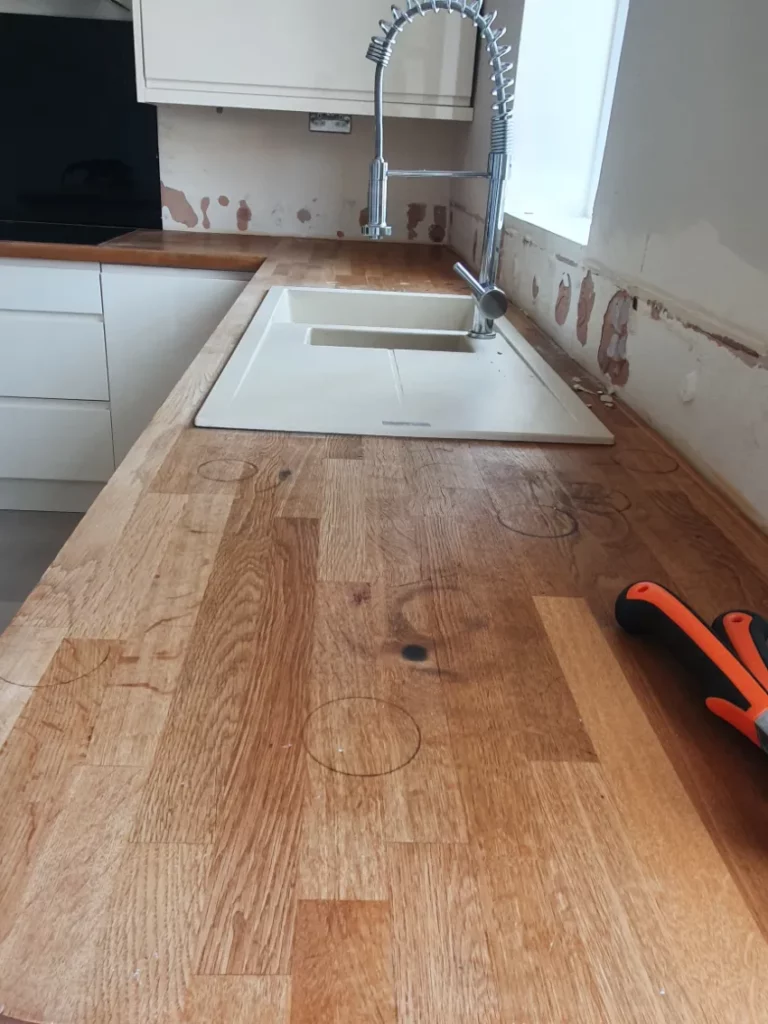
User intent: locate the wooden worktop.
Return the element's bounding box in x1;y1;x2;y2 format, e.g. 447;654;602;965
0;229;278;272
2;238;768;1023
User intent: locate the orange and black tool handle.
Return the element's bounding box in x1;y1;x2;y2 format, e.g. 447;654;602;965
615;581;768;751
712;610;768;693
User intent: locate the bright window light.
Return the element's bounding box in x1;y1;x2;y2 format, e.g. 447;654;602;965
505;0;629;243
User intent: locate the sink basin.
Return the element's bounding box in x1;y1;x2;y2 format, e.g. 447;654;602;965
309;327;474;353
275;287;475;331
195;287;613;445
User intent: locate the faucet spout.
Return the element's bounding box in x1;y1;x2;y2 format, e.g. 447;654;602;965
453;262;508;325
361;0;515;337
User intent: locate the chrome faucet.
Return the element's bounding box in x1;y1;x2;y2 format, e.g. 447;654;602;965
362;0;515;339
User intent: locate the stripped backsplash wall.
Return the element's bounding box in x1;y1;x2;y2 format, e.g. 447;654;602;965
451;0;768;527
157;105;467;244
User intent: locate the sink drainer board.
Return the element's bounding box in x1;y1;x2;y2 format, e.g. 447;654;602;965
195;287;614;444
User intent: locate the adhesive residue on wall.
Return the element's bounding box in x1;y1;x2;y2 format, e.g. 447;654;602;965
577;271;596;345
160;182;198;229
645;299;764;368
428;205;447;243
200;196;211;229
532;276;540;301
337;230;345;239
218;195;230;207
296;208;312;223
236;199;252;232
555;273;572;326
406;202;427;241
598;290;632;386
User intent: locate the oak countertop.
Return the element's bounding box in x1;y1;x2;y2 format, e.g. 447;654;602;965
0;228;279;272
2;237;768;1023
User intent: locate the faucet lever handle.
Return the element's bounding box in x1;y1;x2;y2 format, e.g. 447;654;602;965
453;262;508;321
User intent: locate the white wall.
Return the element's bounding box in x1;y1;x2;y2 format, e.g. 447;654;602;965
452;0;524;228
157;105;464;243
0;0;130;18
452;0;768;527
590;0;768;346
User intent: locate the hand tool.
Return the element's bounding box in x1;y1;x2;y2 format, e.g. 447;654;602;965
615;581;768;751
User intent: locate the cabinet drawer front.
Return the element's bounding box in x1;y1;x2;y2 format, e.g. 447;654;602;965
0;259;102;314
0;313;109;400
0;399;115;482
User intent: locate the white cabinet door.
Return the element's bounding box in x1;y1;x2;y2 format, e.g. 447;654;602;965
134;0;476;119
0;399;114;482
101;264;248;465
0;258;102;313
0;313;109;401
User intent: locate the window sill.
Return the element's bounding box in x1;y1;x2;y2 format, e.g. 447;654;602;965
504;207;591;248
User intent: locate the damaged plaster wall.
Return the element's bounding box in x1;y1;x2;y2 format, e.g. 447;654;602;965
157;105;462;243
451;0;768;527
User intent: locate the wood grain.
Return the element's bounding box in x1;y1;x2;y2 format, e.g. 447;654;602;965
297;759;388;901
179;976;290;1024
0;640;115;941
291;901;397;1024
0;229;275;272
536;597;768;1021
0;766;144;1024
318;458;372;582
2;241;768;1022
194;517;318;975
388;843;502;1023
87;494;233;768
0;624;67;746
132;527;277;844
85;843;211;1024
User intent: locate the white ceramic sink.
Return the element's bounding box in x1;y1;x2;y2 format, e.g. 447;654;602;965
276;287;475;331
196;287;614;445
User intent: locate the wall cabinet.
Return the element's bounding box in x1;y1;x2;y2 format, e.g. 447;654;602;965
133;0;476;120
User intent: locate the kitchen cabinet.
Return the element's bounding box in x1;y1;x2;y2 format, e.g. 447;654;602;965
0;258;247;512
133;0;476;120
101;264;248;465
0;401;114;483
0;314;109;401
0;257;103;314
0;258;113;513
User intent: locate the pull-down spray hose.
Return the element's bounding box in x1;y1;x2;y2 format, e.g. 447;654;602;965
366;0;515;158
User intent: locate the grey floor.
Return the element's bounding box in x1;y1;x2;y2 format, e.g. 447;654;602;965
0;510;83;634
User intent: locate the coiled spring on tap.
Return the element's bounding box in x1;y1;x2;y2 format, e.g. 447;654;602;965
366;0;515;126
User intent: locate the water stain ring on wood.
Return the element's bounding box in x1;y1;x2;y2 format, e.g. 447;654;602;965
0;644;111;689
197;458;258;482
613;448;679;474
302;696;422;777
496;503;578;539
568;482;632;514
